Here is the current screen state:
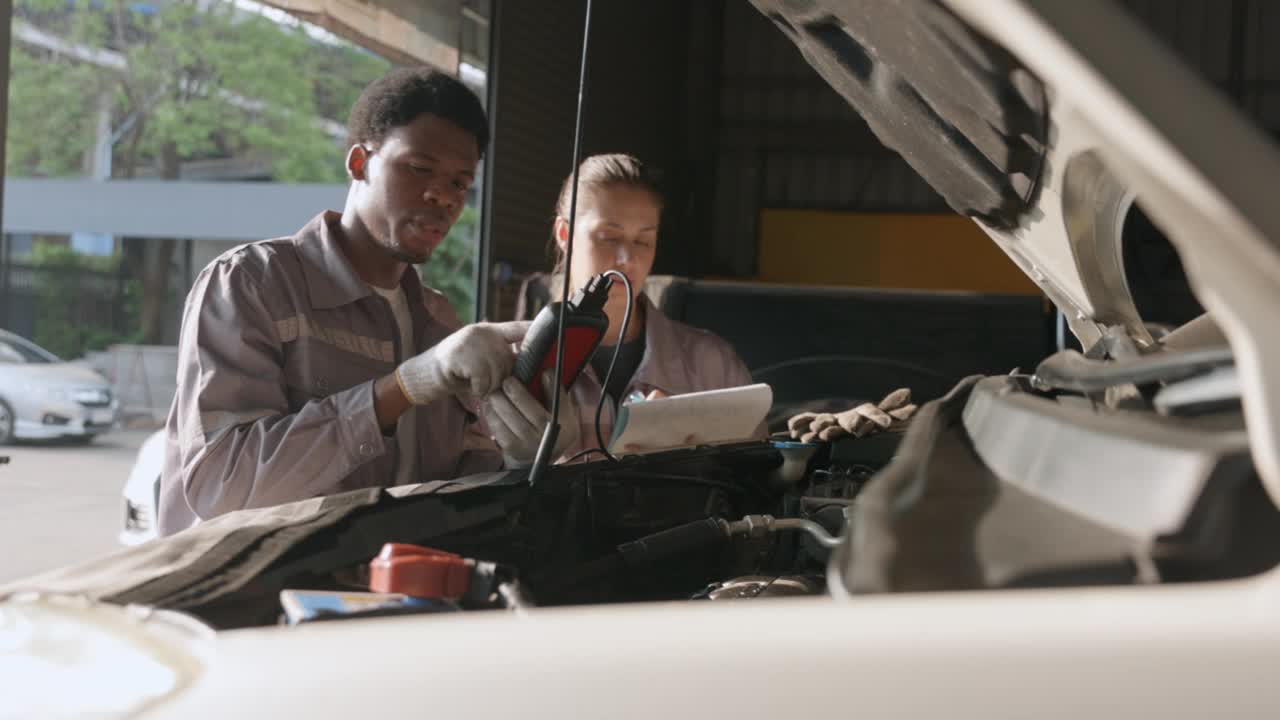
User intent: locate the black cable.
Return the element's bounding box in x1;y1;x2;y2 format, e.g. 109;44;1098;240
566;447;609;464
593;269;634;462
527;0;593;488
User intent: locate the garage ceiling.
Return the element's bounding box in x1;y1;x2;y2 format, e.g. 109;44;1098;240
259;0;460;72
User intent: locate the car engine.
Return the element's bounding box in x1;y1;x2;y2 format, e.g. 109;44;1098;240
153;433;894;628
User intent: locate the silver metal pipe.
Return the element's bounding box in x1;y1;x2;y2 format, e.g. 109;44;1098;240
769;518;843;549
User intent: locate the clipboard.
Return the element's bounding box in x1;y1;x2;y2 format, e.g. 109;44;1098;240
608;383;772;456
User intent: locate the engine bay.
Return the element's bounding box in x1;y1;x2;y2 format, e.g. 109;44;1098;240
9;336;1280;632
165;432;894;628
53;347;1268;631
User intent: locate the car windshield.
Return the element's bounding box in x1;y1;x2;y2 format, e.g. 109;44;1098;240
0;335;58;364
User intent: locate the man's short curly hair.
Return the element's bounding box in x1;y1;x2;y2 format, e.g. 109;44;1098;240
346;68;489;156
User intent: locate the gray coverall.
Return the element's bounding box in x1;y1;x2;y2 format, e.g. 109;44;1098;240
158;211;500;536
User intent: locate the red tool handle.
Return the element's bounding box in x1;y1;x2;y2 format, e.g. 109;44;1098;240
369;543;472;600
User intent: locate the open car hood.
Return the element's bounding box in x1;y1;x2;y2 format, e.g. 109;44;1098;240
749;0;1280;503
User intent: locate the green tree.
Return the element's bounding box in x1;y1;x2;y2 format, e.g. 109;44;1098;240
7;0;392;340
6;48;97;177
420;205;479;321
29;242;142;358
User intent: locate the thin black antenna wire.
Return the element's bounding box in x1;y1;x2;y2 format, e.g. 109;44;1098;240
527;0;594;487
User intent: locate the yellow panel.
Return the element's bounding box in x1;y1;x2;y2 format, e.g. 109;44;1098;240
757;209;1042;296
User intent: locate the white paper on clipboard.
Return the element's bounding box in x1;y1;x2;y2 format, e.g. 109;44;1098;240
607;383;772;456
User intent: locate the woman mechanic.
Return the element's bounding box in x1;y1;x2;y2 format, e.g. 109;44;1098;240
542;153;755;461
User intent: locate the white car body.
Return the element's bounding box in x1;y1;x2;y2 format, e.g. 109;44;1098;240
8;571;1280;718
120;429;165;545
0;329;118;444
159;571;1280;718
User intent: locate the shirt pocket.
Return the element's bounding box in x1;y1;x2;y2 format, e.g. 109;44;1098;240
282;336;393;409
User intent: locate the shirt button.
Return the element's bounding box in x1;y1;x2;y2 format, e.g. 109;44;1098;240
316;377;330;393
359;443;373;457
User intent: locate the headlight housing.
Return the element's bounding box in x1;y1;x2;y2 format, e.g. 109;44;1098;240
72;388;113;406
124;499;152;533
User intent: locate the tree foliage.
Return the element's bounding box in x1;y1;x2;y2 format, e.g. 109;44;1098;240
29;242;142;358
8;0;391;183
420;205;479;322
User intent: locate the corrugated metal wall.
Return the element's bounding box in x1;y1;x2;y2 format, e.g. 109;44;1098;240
1120;0;1280;132
574;0;706;281
484;0;705;317
485;0;582;285
708;0;1280;277
710;1;948;276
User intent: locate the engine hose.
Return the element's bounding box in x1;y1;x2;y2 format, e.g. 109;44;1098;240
723;515;843;549
616;518;731;570
545;515;842;594
543;518;732;592
767;518;843;549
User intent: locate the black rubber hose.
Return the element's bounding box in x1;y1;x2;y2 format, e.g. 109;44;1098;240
616;518;731;570
544;518;731;592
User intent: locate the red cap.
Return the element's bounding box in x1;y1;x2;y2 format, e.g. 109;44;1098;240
369;543;472;600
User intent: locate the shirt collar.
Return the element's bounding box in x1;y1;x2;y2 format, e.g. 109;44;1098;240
292;211;374;310
629;293;683;394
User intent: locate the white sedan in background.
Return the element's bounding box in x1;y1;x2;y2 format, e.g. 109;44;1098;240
0;328;118;445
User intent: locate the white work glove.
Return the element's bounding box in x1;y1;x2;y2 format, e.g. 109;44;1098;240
787;388;918;442
395;321;531;405
482;371;582;468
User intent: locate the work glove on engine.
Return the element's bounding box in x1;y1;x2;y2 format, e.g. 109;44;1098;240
482;370;582;468
787;388;918;443
395;321;531;405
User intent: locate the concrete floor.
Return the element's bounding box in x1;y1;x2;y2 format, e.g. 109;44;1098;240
0;429;151;584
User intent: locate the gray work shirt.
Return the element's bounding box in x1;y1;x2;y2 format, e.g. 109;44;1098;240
158;211;501;536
